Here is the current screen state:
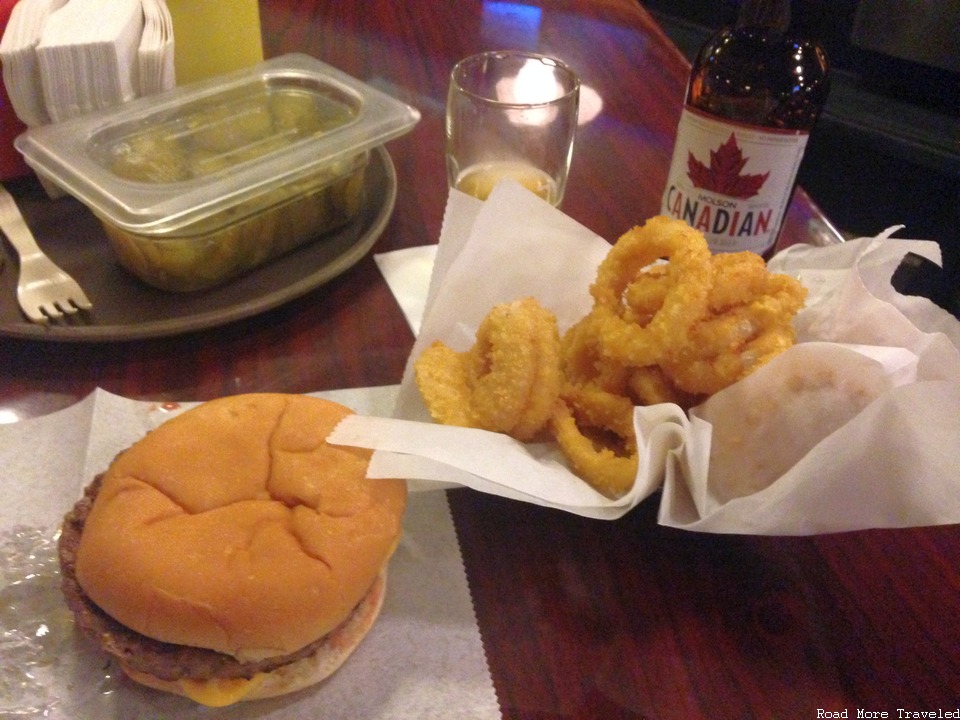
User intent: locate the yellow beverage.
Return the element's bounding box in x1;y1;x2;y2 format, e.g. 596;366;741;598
455;161;558;204
166;0;264;85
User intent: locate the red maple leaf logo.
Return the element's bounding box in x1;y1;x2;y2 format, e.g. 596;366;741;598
686;133;768;199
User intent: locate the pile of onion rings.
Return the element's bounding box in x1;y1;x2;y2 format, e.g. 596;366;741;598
551;216;807;496
414;216;807;499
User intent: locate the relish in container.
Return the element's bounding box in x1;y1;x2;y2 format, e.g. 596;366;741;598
15;54;420;291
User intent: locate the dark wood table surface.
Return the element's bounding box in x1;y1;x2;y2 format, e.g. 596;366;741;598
2;1;958;717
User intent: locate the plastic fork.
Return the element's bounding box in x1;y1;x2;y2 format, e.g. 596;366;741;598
0;184;92;322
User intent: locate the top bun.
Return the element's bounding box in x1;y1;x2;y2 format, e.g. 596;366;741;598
74;393;407;661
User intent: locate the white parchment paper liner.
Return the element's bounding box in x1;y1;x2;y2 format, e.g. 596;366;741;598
0;387;498;720
335;181;960;534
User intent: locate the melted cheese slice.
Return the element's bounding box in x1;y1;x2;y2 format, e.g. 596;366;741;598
178;673;267;707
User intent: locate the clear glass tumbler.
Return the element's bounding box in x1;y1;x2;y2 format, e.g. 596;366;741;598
446;51;580;206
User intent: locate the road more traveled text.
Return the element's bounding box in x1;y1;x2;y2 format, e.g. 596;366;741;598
817;710;960;718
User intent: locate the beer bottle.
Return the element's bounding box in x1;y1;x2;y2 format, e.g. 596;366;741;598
660;0;830;257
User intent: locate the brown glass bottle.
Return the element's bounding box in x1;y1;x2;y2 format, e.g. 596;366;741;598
660;0;830;257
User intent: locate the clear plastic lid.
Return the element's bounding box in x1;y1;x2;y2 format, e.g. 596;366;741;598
15;54;420;233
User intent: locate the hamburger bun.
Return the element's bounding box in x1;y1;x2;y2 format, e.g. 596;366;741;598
58;393;407;706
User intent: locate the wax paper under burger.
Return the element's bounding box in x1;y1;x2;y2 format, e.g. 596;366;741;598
331;180;960;534
0;387;497;719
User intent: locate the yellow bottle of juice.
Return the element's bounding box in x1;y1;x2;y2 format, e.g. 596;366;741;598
165;0;264;85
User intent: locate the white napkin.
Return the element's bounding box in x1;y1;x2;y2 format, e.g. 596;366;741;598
374;245;436;335
0;0;176;126
36;0;144;121
334;180;960;534
138;0;175;95
0;0;68;126
0;387;498;720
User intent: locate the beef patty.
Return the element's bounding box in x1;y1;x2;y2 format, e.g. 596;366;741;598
59;474;353;682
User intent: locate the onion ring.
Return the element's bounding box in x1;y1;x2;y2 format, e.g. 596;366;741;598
622;264;670;325
662;323;797;395
627;366;699;407
510;303;563;441
414;341;476;427
550;401;638;499
560;314;630;393
589;217;713;366
562;382;635;441
415;297;561;441
466;300;541;433
706;251;770;311
660;262;807;395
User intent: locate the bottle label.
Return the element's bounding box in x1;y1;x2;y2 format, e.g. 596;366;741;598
660;107;809;255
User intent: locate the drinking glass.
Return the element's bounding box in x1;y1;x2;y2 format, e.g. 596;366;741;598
445;50;580;206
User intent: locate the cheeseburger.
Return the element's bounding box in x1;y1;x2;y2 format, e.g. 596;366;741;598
58;393;407;706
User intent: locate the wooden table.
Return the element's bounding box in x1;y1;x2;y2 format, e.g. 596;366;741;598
1;1;957;717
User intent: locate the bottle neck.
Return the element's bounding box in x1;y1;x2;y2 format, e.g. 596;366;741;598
735;0;790;32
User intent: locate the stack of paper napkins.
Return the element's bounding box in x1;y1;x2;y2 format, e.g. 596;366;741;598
136;0;174;98
0;0;173;125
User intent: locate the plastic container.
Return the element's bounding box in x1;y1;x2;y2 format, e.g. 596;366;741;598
15;54;420;291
